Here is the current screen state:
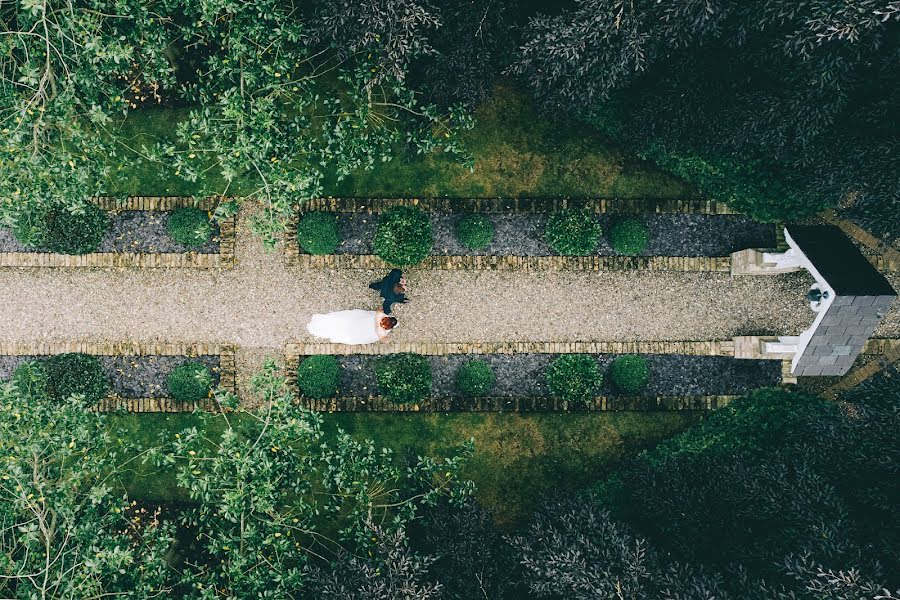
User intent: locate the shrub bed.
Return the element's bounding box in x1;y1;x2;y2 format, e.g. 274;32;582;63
374;206;433;265
544;210;601;255
546;354;601;404
455;214;495;250
609;217;649;255
168;207;213;248
167;362;213;403
608;355;650;394
375;353;432;403
298;212;341;255
455;360;496;396
297;355;342;399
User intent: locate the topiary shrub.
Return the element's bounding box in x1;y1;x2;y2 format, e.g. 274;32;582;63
455;360;496;397
609;217;649;255
297;355;341;399
167;362;213;403
546;354;601;404
455;214;495;250
376;353;431;403
45;353;109;404
374;206;433;265
44;203;110;255
297;212;341;255
545;209;601;255
11;361;50;402
608;355;650;394
168;207;213;248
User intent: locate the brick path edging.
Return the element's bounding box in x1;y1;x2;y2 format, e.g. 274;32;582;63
300;197;738;215
0;340;236;412
0;196;236;269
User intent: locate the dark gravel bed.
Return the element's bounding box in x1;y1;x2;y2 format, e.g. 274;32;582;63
0;210;220;254
315;212;774;257
0;355;220;398
322;353;780;398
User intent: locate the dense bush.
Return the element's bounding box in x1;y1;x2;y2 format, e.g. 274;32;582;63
42;203;110;255
609;217;649;255
297;212;341;255
45;353;109;404
546;354;601;404
376;353;431;403
455;214;495;250
544;210;601;255
374;206;434;265
297;355;341;399
455;360;496;397
167;362;213;403
168;207;212;248
608;355;650;394
11;361;50;402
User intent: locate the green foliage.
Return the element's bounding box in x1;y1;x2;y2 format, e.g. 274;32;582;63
545;210;601;255
45;353;109;405
546;354;601;404
455;360;496;397
164;359;473;597
608;355;650;394
37;202;109;255
167;207;212;248
297;355;342;399
455;214;495;250
609;217;649;255
11;361;50;402
376;353;432;403
166;362;213;403
374;206;434;265
0;380;174;598
298;212;342;255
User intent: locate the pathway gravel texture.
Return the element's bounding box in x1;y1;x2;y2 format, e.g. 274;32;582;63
1;205;897;400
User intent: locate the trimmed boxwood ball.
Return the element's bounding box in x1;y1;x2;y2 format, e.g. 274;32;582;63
610;217;649;255
376;353;431;403
297;211;341;255
455;214;495;250
297;355;341;399
546;354;601;404
44;203;110;255
545;209;601;255
609;354;650;394
167;362;213;403
455;360;496;397
45;353;109;404
374;206;433;265
168;207;213;248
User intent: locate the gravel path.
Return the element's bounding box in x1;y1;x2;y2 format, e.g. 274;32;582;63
1;204;896;400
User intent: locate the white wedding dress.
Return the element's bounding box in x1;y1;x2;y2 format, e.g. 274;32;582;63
307;310;381;345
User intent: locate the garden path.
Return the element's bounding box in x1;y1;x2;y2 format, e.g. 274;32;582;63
3;206;897;398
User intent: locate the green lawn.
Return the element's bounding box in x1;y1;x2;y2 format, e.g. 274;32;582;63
108;410;696;526
105;83;691;200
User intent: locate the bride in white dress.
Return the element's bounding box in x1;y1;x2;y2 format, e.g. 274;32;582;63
307;309;397;345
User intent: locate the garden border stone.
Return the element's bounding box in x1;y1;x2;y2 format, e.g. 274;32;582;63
0;340;236;411
0;197;236;269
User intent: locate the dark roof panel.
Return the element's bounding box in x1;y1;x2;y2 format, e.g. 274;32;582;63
787;225;896;297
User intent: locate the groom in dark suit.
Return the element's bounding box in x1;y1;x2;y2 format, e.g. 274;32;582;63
369;269;408;314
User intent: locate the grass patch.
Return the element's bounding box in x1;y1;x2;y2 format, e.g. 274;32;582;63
106;410;695;526
104;83;691;200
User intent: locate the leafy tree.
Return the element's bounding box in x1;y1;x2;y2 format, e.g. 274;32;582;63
0;0;174;239
512;0;900;227
158;359;473;597
0;378;173;598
